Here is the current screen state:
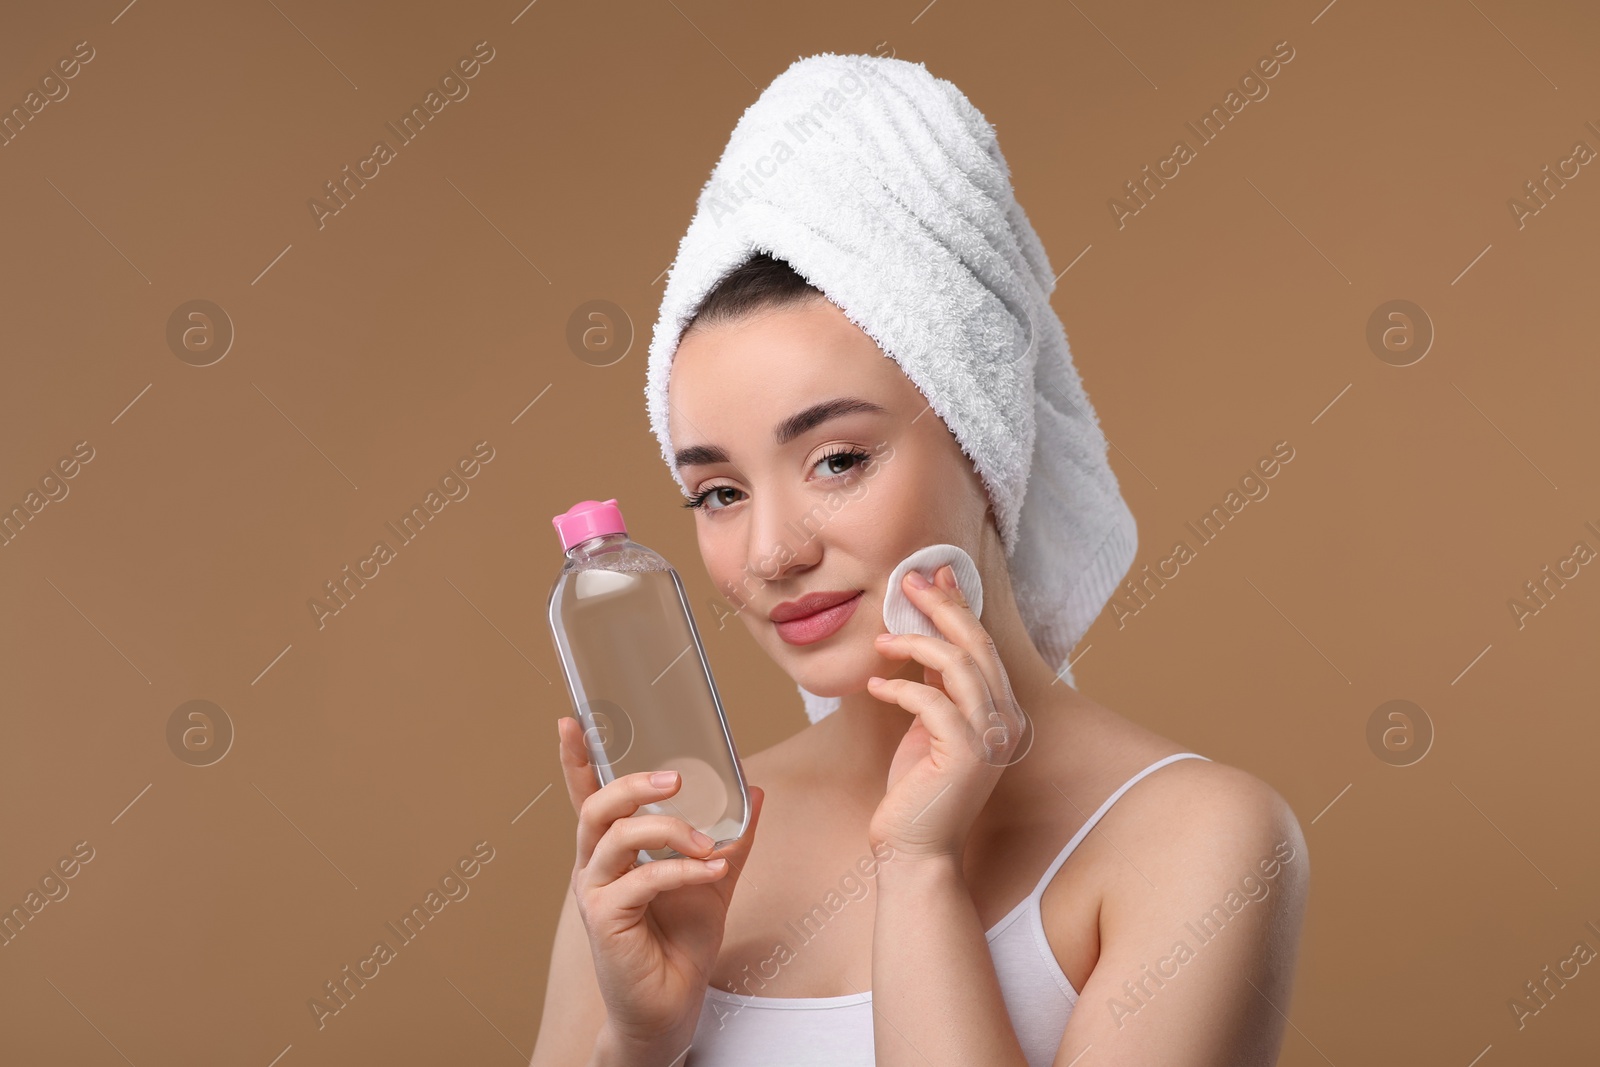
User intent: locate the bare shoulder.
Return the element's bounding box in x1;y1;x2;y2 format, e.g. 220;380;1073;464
1113;755;1306;867
1049;709;1312;1062
1046;696;1307;880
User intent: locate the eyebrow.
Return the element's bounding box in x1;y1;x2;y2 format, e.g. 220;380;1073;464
673;396;890;470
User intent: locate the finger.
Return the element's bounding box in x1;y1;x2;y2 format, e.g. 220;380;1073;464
865;674;971;741
556;716;601;821
901;566;1007;700
936;562;971;609
873;630;994;736
586;812;720;886
592;785;766;913
573;766;690;871
597;855;732;917
910;578;1027;754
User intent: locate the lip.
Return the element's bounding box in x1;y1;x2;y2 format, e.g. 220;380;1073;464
771;591;863;646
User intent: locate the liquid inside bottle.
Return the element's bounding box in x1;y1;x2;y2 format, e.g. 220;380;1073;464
548;504;749;864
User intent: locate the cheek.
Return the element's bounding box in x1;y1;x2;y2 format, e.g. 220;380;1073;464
707;544;787;625
821;479;908;560
697;533;745;599
829;477;892;527
710;561;750;607
829;481;933;587
850;461;936;538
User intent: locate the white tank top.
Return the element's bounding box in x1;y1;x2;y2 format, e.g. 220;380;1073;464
685;752;1211;1065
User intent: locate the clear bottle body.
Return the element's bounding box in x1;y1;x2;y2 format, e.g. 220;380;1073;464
547;531;749;862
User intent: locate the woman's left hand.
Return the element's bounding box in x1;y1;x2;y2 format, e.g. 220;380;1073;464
865;563;1029;864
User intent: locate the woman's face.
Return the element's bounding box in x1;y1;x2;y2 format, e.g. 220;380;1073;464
668;294;994;698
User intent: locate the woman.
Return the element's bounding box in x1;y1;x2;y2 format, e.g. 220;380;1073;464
532;54;1308;1067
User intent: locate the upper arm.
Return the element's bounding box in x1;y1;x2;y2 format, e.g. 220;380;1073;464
529;883;610;1067
1053;764;1311;1067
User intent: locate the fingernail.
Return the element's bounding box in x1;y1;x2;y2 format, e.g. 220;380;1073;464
906;569;931;589
691;830;715;850
875;632;894;642
651;771;679;788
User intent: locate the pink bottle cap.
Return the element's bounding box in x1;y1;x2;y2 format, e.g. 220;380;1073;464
551;498;627;552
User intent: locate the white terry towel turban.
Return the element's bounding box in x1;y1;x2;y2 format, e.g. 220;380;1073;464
644;52;1139;723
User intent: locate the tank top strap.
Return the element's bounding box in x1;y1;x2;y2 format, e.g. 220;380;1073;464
1028;752;1211;901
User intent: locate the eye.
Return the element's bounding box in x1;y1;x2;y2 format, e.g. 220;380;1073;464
681;484;744;512
812;446;873;480
681;446;875;514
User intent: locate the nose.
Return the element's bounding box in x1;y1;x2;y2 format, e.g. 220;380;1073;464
746;479;822;586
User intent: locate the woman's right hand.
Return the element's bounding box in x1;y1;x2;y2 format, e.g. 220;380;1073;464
557;715;765;1056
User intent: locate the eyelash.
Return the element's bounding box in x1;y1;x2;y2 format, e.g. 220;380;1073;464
682;446;874;512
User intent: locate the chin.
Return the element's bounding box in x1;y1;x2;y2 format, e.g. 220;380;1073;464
782;654;878;700
793;678;855;700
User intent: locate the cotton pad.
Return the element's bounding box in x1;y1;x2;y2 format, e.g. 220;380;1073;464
882;543;984;638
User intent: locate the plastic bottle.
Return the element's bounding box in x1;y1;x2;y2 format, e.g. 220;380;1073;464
547;498;750;863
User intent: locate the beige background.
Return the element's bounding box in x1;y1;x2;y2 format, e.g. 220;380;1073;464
3;1;1597;1064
